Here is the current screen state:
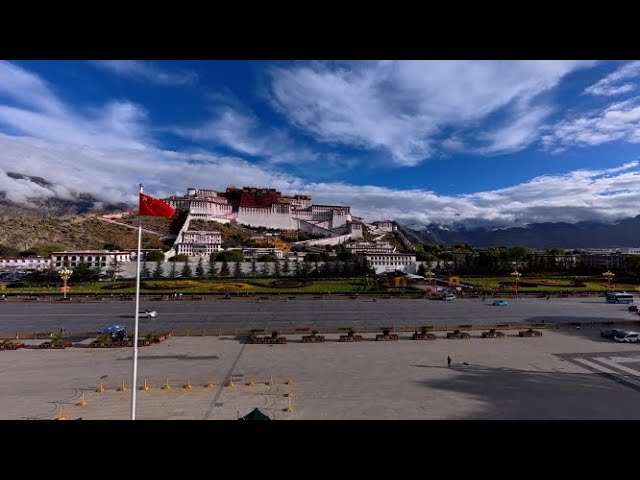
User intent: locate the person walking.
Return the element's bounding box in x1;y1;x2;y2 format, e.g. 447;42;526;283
447;355;452;368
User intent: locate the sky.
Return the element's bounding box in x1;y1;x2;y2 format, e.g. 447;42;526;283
1;59;640;228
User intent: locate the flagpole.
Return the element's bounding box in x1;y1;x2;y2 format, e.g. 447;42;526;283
131;183;143;420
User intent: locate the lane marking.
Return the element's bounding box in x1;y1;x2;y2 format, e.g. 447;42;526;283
594;357;640;377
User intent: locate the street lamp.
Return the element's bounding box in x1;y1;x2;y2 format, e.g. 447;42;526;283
602;270;615;293
425;270;435;292
510;269;522;299
59;266;73;299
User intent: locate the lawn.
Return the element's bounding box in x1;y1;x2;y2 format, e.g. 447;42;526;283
1;278;396;295
462;276;640;293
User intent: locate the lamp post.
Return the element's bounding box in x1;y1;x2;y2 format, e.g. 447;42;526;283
425;270;435;293
510;269;522;299
59;266;73;299
602;270;615;293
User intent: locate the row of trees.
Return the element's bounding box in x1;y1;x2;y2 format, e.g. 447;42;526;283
140;258;372;280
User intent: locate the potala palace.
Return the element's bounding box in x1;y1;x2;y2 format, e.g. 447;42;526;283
166;186;363;240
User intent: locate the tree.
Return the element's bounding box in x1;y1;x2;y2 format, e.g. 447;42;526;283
145;251;165;262
305;253;321;262
110;256;123;280
73;261;91;282
417;263;427;276
250;258;257;277
216;250;244;262
233;260;242;278
220;259;230;277
207;256;218;279
173;254;189;263
141;261;151;279
168;261;177;279
273;258;281;277
282;256;290;275
181;260;192;278
196;258;205;278
507;246;529;263
152;260;164;279
103;243;122;251
260;259;270;277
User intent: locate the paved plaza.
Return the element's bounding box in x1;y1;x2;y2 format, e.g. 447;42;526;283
3;327;640;420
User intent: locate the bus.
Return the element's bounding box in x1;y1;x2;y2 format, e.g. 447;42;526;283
606;292;634;304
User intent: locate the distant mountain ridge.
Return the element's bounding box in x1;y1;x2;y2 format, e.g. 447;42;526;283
398;216;640;249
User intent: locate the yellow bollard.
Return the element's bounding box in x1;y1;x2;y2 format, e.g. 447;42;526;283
96;381;104;393
54;405;66;420
118;380;127;392
183;377;192;389
162;377;171;390
286;377;293;385
140;378;150;391
226;377;235;387
283;397;293;413
75;393;88;407
205;381;215;388
268;374;274;386
246;378;255;387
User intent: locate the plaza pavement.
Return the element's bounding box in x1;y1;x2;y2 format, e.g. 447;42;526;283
3;326;640;420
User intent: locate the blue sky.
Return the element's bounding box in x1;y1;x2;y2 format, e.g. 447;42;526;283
1;60;640;227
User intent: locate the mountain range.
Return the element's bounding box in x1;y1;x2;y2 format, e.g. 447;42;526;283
397;217;640;249
2;171;639;249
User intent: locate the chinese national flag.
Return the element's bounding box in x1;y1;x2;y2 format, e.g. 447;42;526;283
139;193;176;218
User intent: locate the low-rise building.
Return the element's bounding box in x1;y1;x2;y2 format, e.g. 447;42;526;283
358;252;416;274
0;256;51;271
174;230;222;257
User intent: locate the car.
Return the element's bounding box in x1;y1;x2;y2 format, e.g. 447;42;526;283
492;300;509;306
629;305;638;312
614;331;640;343
442;294;456;301
600;328;627;339
140;310;157;318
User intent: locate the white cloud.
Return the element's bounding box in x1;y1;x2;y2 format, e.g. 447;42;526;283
0;62;151;150
1;133;639;228
585;61;640;96
267;60;595;166
173;106;320;166
91;60;198;86
542;96;640;150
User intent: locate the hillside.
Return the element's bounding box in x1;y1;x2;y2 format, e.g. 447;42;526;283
0;216;165;253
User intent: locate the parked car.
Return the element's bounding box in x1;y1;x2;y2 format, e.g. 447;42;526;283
614;331;640;343
600;328;628;339
492;300;509;306
629;305;638;312
442;294;456;301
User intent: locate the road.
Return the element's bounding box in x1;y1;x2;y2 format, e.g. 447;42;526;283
0;297;636;334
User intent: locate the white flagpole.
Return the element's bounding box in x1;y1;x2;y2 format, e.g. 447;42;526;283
131;183;143;420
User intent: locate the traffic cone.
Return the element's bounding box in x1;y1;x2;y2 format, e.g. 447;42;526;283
75;393;87;407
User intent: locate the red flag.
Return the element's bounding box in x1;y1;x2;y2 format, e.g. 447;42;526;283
139;193;176;218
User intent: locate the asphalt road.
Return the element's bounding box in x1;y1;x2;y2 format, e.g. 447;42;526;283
0;297;637;334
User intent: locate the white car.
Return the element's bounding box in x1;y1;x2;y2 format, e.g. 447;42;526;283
139;310;157;318
442;294;456;301
614;331;639;343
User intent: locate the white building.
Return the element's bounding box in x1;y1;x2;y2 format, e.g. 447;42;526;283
166;186;355;237
0;256;51;271
358;252;417;274
372;221;395;232
50;249;160;275
345;242;395;254
174;230;222;257
241;247;284;259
